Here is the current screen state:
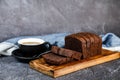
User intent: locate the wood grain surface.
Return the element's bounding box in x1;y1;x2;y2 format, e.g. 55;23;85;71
29;49;120;78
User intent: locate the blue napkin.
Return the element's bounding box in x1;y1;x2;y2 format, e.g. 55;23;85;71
101;33;120;47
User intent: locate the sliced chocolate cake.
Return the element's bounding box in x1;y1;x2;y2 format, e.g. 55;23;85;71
65;32;102;59
42;32;102;65
79;32;96;57
51;46;82;60
42;53;72;65
75;33;91;58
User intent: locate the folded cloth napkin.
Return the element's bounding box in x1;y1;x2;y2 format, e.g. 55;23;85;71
0;32;120;56
102;33;120;51
0;42;18;56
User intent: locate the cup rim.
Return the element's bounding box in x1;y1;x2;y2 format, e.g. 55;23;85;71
18;38;45;46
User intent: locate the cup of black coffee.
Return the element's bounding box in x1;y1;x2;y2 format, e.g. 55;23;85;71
17;38;51;57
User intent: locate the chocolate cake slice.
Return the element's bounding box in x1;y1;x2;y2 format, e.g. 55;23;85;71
85;32;102;55
76;33;91;58
77;33;92;58
89;33;99;56
51;46;82;60
80;32;96;57
42;53;72;65
90;33;102;55
51;46;59;54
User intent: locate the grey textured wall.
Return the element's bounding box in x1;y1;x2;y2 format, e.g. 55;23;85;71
0;0;120;42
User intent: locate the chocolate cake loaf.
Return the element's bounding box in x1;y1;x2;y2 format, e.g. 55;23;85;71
65;32;102;58
42;53;72;65
51;46;82;60
42;32;102;65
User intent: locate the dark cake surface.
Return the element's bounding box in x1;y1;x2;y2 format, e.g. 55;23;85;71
76;33;91;58
51;46;82;60
65;34;86;54
42;53;72;65
65;32;102;59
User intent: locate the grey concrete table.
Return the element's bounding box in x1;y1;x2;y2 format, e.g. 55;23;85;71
0;56;120;80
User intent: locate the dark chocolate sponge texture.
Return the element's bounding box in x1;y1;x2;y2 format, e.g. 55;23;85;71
65;32;102;59
42;46;82;65
51;46;82;60
65;34;86;58
42;53;72;65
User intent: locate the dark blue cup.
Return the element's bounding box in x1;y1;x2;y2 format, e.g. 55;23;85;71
18;38;51;57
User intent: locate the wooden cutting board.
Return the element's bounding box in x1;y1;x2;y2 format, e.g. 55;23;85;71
29;49;120;78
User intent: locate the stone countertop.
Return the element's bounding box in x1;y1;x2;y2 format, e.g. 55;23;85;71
0;56;120;80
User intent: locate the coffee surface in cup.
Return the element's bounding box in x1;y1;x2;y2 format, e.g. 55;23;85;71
22;42;42;45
